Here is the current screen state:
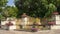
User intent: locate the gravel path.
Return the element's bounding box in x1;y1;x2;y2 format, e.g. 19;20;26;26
0;30;60;34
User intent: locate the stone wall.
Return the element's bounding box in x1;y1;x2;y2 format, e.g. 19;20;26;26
16;17;41;30
1;17;41;30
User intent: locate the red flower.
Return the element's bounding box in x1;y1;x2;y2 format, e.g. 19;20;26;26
6;22;13;26
53;11;59;15
48;22;55;25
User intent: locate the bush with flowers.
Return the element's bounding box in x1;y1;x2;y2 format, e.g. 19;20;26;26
48;21;55;25
31;28;38;32
5;21;13;26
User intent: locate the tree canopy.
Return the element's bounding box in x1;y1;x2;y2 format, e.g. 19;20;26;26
0;0;8;7
0;0;8;19
15;0;57;18
0;0;18;18
2;6;18;18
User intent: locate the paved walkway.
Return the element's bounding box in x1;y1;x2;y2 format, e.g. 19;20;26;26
0;30;60;34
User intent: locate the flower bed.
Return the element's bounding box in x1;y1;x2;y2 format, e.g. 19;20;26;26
31;28;38;32
48;22;56;25
5;21;13;26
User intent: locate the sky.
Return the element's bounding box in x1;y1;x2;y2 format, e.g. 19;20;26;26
7;0;15;6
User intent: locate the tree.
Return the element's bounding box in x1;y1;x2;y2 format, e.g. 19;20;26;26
2;6;18;18
47;0;60;14
0;0;8;7
56;0;60;14
0;0;8;12
44;3;57;17
0;0;8;24
15;0;57;18
0;0;8;18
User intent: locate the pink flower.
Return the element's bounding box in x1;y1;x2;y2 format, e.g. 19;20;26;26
48;22;55;25
31;28;38;32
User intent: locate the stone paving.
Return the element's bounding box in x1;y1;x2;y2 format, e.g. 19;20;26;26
0;30;60;34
